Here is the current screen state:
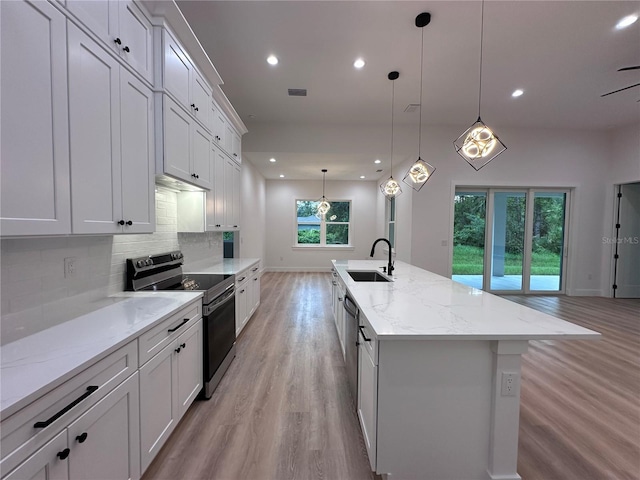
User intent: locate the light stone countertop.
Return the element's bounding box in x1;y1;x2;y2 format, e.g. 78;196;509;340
185;257;261;275
333;259;601;341
0;291;202;419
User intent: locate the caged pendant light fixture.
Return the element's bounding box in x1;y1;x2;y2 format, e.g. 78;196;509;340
380;71;402;199
315;169;331;218
403;12;436;191
453;0;506;170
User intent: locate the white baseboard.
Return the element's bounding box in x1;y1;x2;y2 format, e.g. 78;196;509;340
569;288;605;297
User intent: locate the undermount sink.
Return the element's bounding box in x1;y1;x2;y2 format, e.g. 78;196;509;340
347;270;391;282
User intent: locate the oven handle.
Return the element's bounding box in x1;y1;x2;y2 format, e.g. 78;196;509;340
204;287;235;316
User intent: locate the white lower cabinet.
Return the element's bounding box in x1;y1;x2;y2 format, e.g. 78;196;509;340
357;335;378;471
139;319;202;473
234;262;260;337
248;268;261;318
3;431;68;480
67;374;140;480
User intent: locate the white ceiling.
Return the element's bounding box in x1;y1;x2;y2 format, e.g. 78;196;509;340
176;0;640;179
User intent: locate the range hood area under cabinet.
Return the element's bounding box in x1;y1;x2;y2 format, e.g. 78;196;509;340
175;147;241;232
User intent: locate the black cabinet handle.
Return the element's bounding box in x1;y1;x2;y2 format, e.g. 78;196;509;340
180;342;186;349
233;225;238;228
238;276;246;282
126;220;133;226
195;107;199;112
34;386;99;429
215;224;221;227
233;153;238;157
358;326;371;342
175;346;181;353
239;289;245;294
57;448;70;460
76;432;88;443
118;220;125;225
123;46;130;53
168;319;189;333
114;38;122;45
252;267;259;272
175;342;186;353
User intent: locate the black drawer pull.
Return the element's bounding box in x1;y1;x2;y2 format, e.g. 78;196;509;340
34;386;99;429
76;432;88;443
358;325;371;342
57;448;70;460
122;45;130;53
168;319;189;333
238;276;246;282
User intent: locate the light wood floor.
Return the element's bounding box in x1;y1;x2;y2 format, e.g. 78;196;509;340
143;273;640;480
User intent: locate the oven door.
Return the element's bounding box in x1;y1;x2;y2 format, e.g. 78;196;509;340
202;285;236;398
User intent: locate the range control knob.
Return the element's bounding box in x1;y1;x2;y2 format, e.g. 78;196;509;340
137;260;144;268
146;259;153;266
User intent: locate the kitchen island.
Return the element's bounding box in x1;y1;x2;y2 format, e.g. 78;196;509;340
332;259;600;480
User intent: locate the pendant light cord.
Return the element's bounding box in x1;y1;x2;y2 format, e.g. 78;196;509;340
390;78;395;176
322;171;326;198
478;0;485;118
418;25;424;158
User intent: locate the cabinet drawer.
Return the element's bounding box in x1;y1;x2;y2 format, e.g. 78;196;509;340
358;321;378;365
138;302;201;367
0;341;138;475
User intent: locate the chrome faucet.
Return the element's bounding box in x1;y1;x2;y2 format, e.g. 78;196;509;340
370;238;394;276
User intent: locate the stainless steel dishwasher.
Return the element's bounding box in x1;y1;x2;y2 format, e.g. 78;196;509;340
343;293;359;406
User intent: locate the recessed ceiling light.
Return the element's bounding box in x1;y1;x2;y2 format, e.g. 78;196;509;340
267;55;279;65
269;158;276;163
354;58;365;69
616;14;638;29
360;175;366;179
512;89;524;97
279;174;285;178
374;159;381;164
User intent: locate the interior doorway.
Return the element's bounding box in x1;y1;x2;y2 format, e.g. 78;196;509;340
612;182;640;298
452;188;570;294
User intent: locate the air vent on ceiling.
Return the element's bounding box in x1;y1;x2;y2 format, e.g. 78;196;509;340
288;88;307;97
404;103;420;113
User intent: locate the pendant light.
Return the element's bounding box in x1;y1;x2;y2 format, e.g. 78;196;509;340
403;12;436;191
315;169;331;218
453;0;506;170
380;71;402;199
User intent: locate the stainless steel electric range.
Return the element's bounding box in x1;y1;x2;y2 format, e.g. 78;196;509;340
126;251;236;399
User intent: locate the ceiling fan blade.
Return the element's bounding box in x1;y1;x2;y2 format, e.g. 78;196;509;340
601;82;640;97
618;66;640;71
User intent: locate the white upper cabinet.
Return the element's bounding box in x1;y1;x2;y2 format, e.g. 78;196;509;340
67;0;153;83
211;102;227;149
68;24;154;234
191;70;212;130
162;29;212;132
0;0;71;236
162;29;191;107
231;130;242;164
161;95;212;190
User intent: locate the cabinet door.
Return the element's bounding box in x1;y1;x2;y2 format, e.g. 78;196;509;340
3;430;68;480
176;320;203;418
68;24;122;234
163;30;190;108
206;147;226;230
118;0;153;83
191;70;211;130
235;281;248;337
357;345;378;471
120;70;155;233
1;0;71;236
211;104;226;149
163;96;192;183
232;163;241;229
66;0;119;52
250;274;260;316
67;373;140;480
231;132;241;163
192;125;212;190
139;344;177;473
223;158;235;228
223;124;234;154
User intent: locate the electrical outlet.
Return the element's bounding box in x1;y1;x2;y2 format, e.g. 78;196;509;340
501;372;518;397
64;257;77;278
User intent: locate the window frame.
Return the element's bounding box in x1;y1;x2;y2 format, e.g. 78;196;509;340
294;198;353;249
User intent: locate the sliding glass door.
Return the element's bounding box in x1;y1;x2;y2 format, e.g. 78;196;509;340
453;188;570;294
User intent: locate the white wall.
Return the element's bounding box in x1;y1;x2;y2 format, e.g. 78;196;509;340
265;179;377;271
608;123;640;185
240;159;267;261
1;187;223;344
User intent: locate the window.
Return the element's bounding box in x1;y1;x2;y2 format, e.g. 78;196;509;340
296;200;351;246
386;197;396;249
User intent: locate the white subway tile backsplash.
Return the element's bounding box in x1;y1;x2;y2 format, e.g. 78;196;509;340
1;186;225;344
